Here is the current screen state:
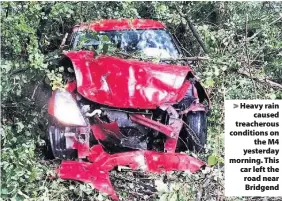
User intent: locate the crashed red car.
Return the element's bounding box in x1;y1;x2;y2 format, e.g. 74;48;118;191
47;19;210;200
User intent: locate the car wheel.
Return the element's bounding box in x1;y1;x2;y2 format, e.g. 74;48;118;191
48;126;77;159
185;111;207;153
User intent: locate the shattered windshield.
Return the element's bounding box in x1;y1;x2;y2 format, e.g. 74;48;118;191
74;29;180;59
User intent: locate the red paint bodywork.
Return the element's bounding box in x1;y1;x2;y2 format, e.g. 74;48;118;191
64;51;192;109
91;121;122;141
73;19;166;32
65;81;77;93
57;144;206;200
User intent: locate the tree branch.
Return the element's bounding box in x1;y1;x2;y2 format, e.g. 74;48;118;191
186;18;209;54
247;14;282;42
238;68;282;90
177;7;209;54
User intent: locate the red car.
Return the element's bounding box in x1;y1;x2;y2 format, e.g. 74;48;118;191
47;19;209;200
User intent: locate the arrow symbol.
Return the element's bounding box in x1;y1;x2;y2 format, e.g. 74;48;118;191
233;104;238;109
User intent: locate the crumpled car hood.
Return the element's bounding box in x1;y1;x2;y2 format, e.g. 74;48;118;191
65;50;193;109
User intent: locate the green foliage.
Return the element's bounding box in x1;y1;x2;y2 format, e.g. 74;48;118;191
208;155;218;166
1;1;281;201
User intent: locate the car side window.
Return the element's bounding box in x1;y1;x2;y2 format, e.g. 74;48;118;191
72;31;100;50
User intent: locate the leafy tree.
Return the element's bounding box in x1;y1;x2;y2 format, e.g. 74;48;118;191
1;2;281;200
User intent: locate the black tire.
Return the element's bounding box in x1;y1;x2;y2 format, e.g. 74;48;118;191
185;111;207;153
48;126;77;159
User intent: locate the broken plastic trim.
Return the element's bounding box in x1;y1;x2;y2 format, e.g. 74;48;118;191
57;144;206;200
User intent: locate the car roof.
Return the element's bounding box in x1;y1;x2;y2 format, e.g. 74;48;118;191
73;19;166;32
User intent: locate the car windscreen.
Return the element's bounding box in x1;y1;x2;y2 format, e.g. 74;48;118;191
73;29;180;59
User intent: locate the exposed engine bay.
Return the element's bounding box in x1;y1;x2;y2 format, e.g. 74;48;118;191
48;76;209;158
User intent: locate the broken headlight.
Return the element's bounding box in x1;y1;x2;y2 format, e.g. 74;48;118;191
53;89;87;126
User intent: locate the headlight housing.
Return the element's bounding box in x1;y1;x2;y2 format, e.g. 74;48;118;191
51;89;87;126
